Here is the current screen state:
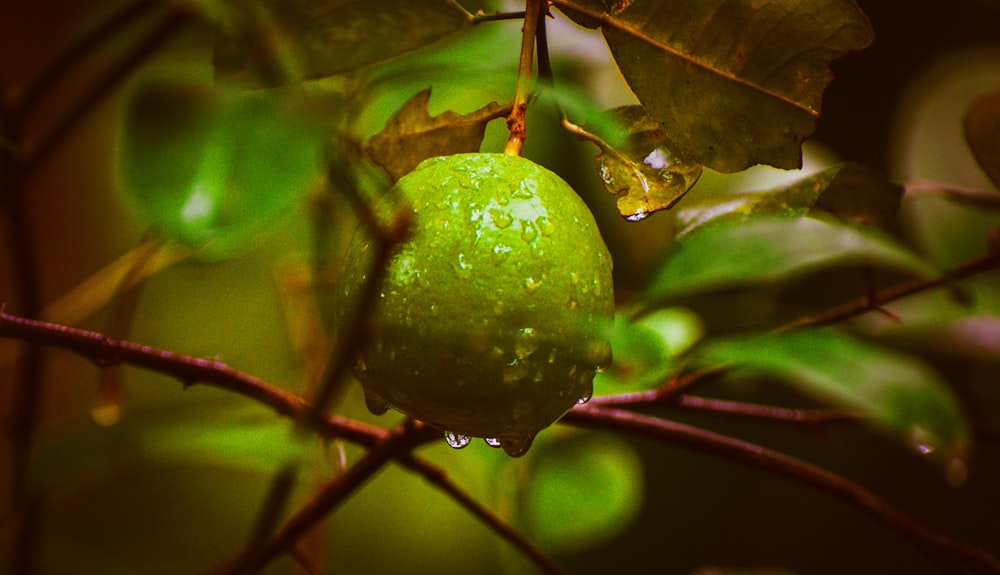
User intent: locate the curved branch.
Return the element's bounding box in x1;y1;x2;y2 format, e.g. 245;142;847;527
561;405;1000;574
0;307;387;447
780;250;1000;331
202;420;436;575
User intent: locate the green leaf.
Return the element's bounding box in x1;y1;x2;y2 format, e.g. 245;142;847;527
674;163;903;239
642;217;938;304
524;433;644;554
214;0;472;87
117;81;325;260
964;88;1000;189
551;0;873;173
696;329;971;460
364;88;510;182
595;308;703;395
591;105;703;221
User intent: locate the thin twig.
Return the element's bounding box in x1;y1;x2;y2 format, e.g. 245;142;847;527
589;366;728;407
672;396;862;425
0;308;387;447
504;0;545;155
470;9;528;24
780;249;1000;331
306;162;412;424
561;405;1000;574
398;455;569;575
202;420;438;575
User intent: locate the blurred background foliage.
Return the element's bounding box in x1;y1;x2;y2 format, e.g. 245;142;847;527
1;1;1000;574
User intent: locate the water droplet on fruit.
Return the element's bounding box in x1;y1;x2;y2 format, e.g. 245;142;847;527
491;208;512;229
503;360;529;383
525;277;542;293
587;339;613;372
567;296;579;310
491;242;512;265
500;435;534;457
530;243;545;258
364;392;390;415
536;216;554;237
514;327;538;359
445;431;471;449
484;437;502;448
520;221;538;242
515;179;538;199
455;252;473;278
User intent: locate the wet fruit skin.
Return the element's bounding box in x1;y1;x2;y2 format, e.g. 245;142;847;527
338;153;614;456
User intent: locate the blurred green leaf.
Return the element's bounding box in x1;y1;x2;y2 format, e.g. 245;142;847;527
592;105;703;221
117;82;325;260
595;308;703;395
214;0;472;87
964;88;1000;188
695;329;971;460
135;410;314;473
642;217;938;305
674;163;903;239
524;433;644;554
365;88;510;182
551;0;873;173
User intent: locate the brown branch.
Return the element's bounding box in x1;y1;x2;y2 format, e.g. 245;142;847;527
307;162;412;423
470;9;527;24
675;396;861;425
397;455;569;575
561;405;1000;574
780;250;1000;331
504;0;546;156
0;307;388;447
202;420;438;575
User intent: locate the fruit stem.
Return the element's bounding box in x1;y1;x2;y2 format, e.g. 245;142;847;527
504;0;547;156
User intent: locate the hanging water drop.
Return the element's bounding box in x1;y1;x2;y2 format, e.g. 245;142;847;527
445;431;471;449
500;435;535;457
577;388;593;404
484;437;502;448
364;392;390;416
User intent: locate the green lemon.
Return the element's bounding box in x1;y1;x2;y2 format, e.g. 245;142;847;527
338;153;614;456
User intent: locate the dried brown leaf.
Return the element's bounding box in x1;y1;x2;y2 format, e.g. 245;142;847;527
365;88;510;182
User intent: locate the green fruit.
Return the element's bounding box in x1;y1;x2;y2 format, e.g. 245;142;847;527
339;153;614;456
